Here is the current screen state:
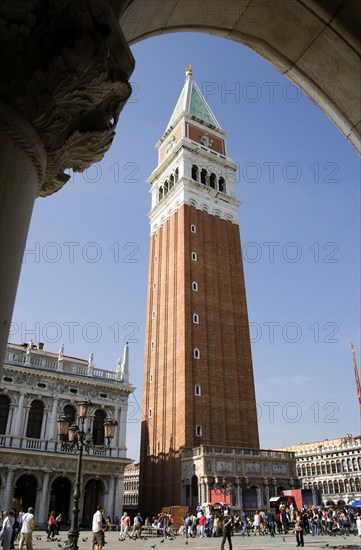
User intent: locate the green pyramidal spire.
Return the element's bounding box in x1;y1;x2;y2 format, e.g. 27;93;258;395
165;65;221;132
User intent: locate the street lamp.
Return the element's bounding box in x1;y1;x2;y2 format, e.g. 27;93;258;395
57;402;117;550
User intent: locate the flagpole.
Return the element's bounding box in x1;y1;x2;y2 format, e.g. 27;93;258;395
350;343;361;414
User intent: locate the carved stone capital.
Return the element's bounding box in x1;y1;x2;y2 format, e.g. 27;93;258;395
0;0;134;196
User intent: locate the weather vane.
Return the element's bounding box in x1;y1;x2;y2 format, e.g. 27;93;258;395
186;65;192;76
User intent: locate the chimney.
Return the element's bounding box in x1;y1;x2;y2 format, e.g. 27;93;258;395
37;342;44;350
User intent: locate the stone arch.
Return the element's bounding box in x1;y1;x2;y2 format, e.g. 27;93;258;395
82;478;105;525
0;394;10;434
13;473;38;511
49;476;72;521
92;409;106;445
26;399;44;439
117;1;360;152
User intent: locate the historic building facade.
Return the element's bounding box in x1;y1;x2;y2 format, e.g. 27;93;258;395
0;341;135;526
139;67;296;514
282;435;361;506
123;462;139;512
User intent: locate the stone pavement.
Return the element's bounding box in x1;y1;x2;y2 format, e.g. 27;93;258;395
25;531;361;550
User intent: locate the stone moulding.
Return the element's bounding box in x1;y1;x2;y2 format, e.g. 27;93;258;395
0;0;135;197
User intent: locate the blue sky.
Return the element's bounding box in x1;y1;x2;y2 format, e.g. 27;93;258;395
12;33;360;459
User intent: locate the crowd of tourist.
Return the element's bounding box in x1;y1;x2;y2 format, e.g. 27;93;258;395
179;502;361;546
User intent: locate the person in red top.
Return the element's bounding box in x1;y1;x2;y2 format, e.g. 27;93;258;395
199;513;206;538
47;511;57;541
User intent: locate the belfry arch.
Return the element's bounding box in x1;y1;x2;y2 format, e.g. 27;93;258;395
0;0;359;369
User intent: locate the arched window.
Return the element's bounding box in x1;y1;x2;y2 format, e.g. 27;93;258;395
146;445;150;456
210;173;216;189
336;461;341;473
164;180;169;195
193;314;199;324
356;478;361;491
63;404;76;424
92;409;106;445
323;481;328;494
169;174;174;189
26;400;44;439
195;385;201;396
0;395;10;434
149;408;152;418
193;348;200;359
339;480;344;492
311;464;316;476
334;480;339;493
191;165;198;181
196;425;202;437
331;461;336;473
152;311;156;319
190;224;196;233
158;186;163;201
350;478;356;492
347;458;352;471
218;177;225;193
191;252;197;261
316;463;321;475
353;457;357;470
192;282;198;291
175;168;179;182
200;169;207;185
321;462;326;474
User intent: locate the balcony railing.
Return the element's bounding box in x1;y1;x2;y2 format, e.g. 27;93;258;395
5;351;118;382
0;434;128;459
182;446;293;460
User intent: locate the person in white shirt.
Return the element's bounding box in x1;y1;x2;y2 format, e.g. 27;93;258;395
18;508;35;550
91;505;105;550
0;510;15;550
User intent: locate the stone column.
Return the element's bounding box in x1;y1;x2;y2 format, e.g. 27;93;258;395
3;468;16;510
40;408;49;440
107;476;115;520
13;393;25;437
256;486;262;509
114;473;124;518
7;403;16;434
37;472;50;524
118;406;128;449
48;398;59;440
0;0;134;373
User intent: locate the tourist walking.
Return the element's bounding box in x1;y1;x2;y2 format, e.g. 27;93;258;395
220;512;232;550
294;515;304;547
18;508;35;550
131;513;143;539
91;505;105;550
0;510;15;550
47;511;57;541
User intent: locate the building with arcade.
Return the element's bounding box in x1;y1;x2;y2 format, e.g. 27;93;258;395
0;341;134;526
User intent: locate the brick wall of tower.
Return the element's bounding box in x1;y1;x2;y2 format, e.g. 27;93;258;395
139;209;187;514
139;204;259;515
183;205;259;449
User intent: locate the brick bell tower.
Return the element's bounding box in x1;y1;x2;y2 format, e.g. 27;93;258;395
139;66;260;515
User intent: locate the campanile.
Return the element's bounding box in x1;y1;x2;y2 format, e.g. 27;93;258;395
139;67;260;514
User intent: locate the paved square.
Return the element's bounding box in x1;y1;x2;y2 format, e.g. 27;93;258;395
28;531;361;550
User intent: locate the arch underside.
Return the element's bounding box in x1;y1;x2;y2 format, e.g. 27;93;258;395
117;0;361;153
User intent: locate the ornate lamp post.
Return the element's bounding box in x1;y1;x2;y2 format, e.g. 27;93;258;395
57;402;117;550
